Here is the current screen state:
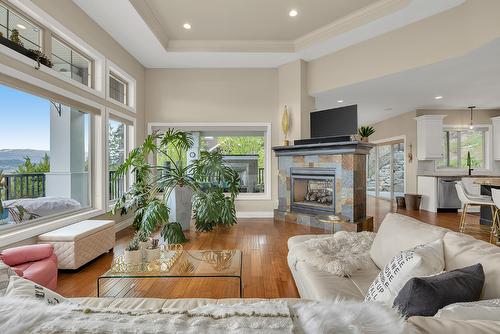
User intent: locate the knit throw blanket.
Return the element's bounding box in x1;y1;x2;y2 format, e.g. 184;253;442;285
289;231;376;276
0;297;408;334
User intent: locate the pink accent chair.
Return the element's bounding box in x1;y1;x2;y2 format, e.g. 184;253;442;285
0;244;58;290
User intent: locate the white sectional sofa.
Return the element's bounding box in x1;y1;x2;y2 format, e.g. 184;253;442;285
288;213;500;333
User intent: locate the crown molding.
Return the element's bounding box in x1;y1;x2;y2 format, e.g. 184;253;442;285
294;0;411;51
128;0;170;51
167;40;295;53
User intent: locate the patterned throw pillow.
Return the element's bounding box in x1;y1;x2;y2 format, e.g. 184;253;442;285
365;239;445;305
0;260;17;296
5;276;68;305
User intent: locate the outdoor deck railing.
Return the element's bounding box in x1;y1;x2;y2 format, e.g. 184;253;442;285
2;173;46;200
109;170;125;201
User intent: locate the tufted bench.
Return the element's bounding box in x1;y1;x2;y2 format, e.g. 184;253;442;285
38;220;115;270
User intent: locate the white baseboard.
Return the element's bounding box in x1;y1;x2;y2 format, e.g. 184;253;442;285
236;211;274;218
115;217;134;232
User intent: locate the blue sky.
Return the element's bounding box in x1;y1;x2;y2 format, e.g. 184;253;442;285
0;84;50;150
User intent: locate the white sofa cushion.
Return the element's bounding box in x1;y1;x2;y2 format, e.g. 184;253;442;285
5;276;68;305
443;232;500;300
408;316;500;334
365;239;445;305
38;220;115;242
435;299;500;321
370;213;447;269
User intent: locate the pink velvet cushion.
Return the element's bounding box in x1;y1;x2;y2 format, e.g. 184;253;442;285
0;244;54;266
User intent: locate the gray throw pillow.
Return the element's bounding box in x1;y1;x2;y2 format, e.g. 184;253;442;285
393;263;484;318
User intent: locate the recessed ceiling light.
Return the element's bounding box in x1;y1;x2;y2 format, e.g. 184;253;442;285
289;9;298;17
434;95;443;100
337;100;344;103
183;23;191;30
204;136;214;140
16;24;26;30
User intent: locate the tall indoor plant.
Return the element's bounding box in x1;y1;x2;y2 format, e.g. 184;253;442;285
190;151;240;232
112;129;196;244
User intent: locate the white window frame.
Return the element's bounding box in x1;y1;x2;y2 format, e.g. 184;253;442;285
106;60;136;112
435;124;492;173
106;108;136;209
148;122;272;201
0;61;107;248
2;0;106;98
51;35;93;88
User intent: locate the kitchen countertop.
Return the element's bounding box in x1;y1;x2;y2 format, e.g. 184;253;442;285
417;174;500;178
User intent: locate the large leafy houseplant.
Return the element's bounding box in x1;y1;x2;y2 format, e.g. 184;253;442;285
112;130;196;244
190;151;240;232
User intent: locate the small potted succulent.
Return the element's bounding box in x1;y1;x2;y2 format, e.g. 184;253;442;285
123;235;141;265
358;126;375;142
144;238;160;262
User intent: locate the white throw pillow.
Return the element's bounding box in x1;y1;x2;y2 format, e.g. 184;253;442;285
0;260;17;296
435;299;500;321
365;239;445;305
5;275;68;305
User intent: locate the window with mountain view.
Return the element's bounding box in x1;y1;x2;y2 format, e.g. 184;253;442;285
0;84;91;231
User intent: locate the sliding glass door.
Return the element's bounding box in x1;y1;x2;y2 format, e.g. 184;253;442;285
367;140;405;200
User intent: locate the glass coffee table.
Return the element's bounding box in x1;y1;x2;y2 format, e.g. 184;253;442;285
97;249;243;298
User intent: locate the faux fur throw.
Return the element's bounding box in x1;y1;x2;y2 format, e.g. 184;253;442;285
290;231;376;276
0;297;408;334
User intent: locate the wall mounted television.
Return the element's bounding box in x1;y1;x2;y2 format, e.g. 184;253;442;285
310;105;358;139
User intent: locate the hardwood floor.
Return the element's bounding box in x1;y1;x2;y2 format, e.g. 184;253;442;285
56;197;492;299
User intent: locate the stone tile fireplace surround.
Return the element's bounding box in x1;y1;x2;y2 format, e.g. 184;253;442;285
273;141;374;231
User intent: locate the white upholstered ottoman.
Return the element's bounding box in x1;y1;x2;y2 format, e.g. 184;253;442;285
38;220;115;270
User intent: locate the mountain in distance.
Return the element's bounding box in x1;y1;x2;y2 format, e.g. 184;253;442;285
0;149;49;173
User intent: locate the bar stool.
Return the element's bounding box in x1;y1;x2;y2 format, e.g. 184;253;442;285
455;181;496;234
491;188;500;244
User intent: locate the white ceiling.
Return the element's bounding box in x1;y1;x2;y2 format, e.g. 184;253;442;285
72;0;464;68
315;38;500;126
142;0;376;41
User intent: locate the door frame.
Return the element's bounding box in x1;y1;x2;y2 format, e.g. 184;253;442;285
369;135;407;200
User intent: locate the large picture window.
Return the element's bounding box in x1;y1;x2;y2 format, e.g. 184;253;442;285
51;37;92;87
437;128;487;169
0;3;41;50
0;84;91;231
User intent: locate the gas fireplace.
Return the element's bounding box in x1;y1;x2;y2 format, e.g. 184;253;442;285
291;168;336;214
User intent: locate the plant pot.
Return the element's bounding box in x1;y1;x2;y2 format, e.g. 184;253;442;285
167;186;194;231
144;247;160;262
0;209;8;224
361;137;369;143
139;240;152;250
123;249;142;265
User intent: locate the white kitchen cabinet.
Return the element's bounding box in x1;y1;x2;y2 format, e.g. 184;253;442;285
416;115;446;160
418;176;438;212
492;116;500;161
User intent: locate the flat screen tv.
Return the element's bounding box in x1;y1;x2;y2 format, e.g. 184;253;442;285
310;105;358;139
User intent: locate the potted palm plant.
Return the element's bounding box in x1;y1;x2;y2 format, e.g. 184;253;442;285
112;129;197;244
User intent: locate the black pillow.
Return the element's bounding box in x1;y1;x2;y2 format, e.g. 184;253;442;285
393;263;485;318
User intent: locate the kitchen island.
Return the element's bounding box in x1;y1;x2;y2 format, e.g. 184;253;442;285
475;178;500;226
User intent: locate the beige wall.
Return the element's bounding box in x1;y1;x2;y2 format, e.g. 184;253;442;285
307;0;500;96
145;69;279;213
370;108;500;195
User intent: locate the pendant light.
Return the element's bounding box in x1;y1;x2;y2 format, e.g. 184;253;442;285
468;105;476;130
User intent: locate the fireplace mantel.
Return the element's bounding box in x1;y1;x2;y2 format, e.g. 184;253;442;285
274;140;373;232
273;141;374;156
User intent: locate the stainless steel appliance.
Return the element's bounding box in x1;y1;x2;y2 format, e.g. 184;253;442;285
437;177;462;209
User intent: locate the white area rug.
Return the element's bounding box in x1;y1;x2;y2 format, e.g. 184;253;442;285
290;231;376;276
